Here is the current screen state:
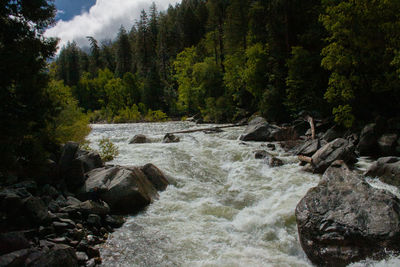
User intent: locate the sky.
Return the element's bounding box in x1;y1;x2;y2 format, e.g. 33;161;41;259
47;0;180;50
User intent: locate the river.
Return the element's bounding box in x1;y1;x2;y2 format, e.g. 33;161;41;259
86;122;400;267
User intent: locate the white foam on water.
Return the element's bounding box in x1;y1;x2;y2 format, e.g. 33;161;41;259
87;122;399;267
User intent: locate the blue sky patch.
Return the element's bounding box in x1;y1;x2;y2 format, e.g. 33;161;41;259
55;0;96;21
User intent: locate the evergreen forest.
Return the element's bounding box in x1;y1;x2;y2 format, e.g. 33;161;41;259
53;0;400;126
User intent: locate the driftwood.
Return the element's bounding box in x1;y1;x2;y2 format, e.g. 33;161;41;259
167;123;246;135
298;155;313;164
306;115;316;140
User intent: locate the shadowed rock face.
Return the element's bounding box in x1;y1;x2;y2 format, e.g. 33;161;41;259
308;138;357;173
239;117;280;142
296;161;400;266
365;157;400;186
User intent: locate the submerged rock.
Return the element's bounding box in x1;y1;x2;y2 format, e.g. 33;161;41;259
365;157;400;186
267;157;284;167
296;161;400;266
254;150;269;159
129;134;148;144
163;133;180;143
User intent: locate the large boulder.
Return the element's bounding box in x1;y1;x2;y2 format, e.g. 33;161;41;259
23;196;51;225
296;161;400;266
140;164;169;191
58;142;86;189
357;123;379;156
30;244;78;267
295;139;325;157
239;117;281;142
0;231;30;255
365;157;400;186
307;138;357;173
77;166;159;214
76;151;104;173
378;134;398;156
322;125;346;142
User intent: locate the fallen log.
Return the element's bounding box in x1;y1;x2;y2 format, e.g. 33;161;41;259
167;123;247;135
298;155;313;164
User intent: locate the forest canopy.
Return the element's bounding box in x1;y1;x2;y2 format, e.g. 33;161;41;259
52;0;400;126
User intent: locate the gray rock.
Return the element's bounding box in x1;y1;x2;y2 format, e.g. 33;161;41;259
378;134;398;156
105;215;125;228
322;125;345;142
0;248;33;266
31;244;78;267
87;214;101;226
76;251;89;263
77;151;104;173
66;196;82;206
59;142;79;176
78;166;159;214
140;163;169;191
101;167;158;214
23;196;50;224
268;157;284;167
239;117;281;142
295;139;323;157
65;159;86;190
163;133;180;143
296;161;400;266
62;200;110;216
357;123;379;156
365;157;400;186
254;150;269;159
307;138;357;173
129;134;148;144
0;231;30;255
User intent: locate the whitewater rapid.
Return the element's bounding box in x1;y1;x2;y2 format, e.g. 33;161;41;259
86;122;400;267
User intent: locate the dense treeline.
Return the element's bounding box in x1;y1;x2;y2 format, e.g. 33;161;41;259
53;0;400;125
1;0;90;176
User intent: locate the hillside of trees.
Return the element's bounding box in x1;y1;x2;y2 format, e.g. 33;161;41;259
53;0;400;125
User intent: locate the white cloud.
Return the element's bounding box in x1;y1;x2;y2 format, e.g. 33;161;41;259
46;0;180;50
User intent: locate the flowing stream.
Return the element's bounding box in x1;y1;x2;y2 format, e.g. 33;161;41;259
86;122;400;267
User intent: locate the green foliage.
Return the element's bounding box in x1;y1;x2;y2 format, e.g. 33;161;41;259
320;0;400;125
46;80;91;144
144;109;168;122
114;105;142;123
332;105;354;129
98;138;119;162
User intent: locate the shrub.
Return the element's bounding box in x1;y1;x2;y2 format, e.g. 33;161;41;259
98;138;119;162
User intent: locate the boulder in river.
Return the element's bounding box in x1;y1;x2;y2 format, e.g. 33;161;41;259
77;166;161;214
296;160;400;266
163;133;180;143
365;157;400;186
267;157;284;167
306;138;357;173
140;163;169;191
129;134;148;144
239;117;281;142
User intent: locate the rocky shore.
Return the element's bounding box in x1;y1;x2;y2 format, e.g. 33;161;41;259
240;115;400;265
0;142;169;266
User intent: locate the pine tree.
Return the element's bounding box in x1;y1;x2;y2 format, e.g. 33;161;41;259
115;26;132;77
